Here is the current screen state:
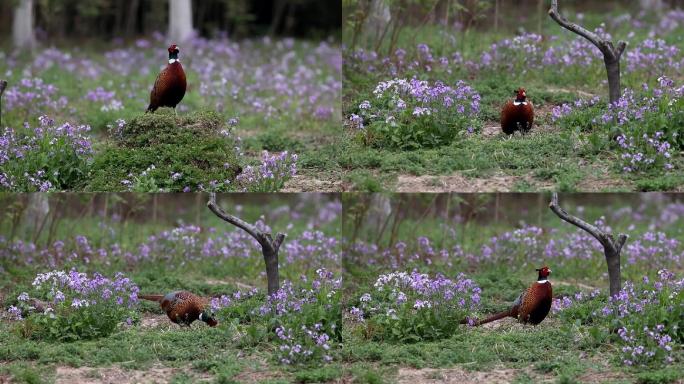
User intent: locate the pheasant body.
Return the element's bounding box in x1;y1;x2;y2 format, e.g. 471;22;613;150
147;44;187;112
475;266;552;326
501;87;534;134
140;291;217;327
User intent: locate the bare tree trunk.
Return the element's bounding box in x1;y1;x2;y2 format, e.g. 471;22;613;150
364;0;391;46
168;0;193;43
549;193;627;296
270;0;287;36
0;80;7;128
152;195;158;224
23;194;49;235
537;0;543;35
640;0;665;16
195;193;201;226
494;0;499;33
549;0;627;104
207;193;285;296
125;0;140;37
12;0;36;50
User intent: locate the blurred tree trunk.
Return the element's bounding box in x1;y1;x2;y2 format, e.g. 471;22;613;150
640;0;665;16
270;0;287;36
23;193;50;234
537;0;543;34
494;0;499;32
168;0;193;43
125;0;140;37
0;80;7;128
365;0;391;49
12;0;36;50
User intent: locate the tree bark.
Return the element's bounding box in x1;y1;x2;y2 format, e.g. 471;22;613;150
12;0;36;50
549;0;627;104
207;193;285;296
168;0;193;43
549;193;627;297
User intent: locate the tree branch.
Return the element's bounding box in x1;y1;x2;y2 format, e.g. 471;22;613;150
549;0;627;103
549;193;609;247
207;193;262;243
207;193;286;296
549;0;605;51
549;193;627;296
273;233;286;253
616;233;628;254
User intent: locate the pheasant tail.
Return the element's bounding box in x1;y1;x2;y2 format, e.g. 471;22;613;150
139;294;165;302
476;309;512;326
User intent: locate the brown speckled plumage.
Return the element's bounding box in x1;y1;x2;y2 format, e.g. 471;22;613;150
140;291;217;327
147;44;187;112
501;87;534;135
475;266;552;326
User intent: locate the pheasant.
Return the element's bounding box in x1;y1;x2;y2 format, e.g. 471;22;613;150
146;44;187;113
139;291;218;327
473;266;552;326
501;87;534;135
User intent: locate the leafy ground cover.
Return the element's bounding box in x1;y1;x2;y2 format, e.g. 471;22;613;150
342;5;684;192
0;34;341;192
343;194;684;383
0;194;345;383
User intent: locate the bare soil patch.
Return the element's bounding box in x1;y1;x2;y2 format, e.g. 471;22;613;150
204;278;255;291
554;280;600;291
396;366;551;384
282;173;348;192
394;172;553;193
545;87;598;99
139;313;174;330
55;364;212;384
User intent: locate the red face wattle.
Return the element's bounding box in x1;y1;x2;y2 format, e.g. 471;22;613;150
536;266;551;278
168;44;179;54
515;87;526;100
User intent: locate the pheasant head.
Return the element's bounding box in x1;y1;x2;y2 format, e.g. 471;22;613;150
535;266;551;281
199;310;218;327
514;87;527;103
168;44;180;64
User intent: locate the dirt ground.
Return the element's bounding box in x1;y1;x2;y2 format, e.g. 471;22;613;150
396;366;552;384
394;172;555;193
54;365;212;384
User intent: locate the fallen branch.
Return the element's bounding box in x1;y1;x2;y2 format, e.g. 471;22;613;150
549;0;627;103
207;193;285;295
549;193;627;296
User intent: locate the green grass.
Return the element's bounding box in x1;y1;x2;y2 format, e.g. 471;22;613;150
0;39;340;192
0;196;342;383
341;9;684;192
339;194;684;383
341;264;683;383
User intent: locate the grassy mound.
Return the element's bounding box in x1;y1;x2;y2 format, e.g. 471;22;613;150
86;109;241;192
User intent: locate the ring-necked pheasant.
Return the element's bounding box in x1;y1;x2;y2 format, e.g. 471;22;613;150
472;266;552;326
140;291;217;327
501;87;534;135
146;44;187;113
